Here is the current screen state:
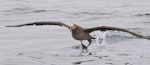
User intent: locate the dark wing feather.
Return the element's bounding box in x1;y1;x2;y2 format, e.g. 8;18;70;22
84;26;144;38
143;36;150;40
6;21;70;29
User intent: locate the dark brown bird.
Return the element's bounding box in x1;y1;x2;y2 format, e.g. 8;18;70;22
6;21;150;53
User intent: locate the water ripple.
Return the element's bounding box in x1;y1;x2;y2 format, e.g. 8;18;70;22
135;13;150;17
72;11;110;16
2;6;33;15
2;7;69;16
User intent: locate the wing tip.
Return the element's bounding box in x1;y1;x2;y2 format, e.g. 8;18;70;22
5;26;13;27
143;36;150;40
5;25;22;27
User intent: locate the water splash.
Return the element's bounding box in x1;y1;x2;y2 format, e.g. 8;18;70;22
92;31;108;47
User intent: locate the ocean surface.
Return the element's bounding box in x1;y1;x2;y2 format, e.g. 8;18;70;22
0;0;150;65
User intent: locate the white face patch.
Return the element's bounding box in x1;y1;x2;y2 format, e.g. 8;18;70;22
69;24;74;27
69;23;76;30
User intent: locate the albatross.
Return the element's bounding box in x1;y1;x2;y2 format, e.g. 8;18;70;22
6;21;150;53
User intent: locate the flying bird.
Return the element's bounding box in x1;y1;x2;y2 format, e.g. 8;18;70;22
6;21;150;53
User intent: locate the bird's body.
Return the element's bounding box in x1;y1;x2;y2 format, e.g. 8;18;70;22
72;30;90;40
6;21;150;53
71;25;95;52
71;24;94;40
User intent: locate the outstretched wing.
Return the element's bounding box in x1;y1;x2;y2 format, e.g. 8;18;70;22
143;36;150;40
84;26;144;38
6;21;70;29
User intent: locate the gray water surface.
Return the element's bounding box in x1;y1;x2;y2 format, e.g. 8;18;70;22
0;0;150;65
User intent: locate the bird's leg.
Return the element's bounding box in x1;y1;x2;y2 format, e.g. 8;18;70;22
87;42;91;48
80;41;88;53
87;39;92;48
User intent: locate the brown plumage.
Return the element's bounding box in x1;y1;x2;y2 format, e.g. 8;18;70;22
6;21;150;53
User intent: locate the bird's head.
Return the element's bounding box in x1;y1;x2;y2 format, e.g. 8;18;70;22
69;23;78;31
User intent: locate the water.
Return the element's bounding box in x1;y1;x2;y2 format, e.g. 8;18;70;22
1;0;150;23
0;0;150;65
